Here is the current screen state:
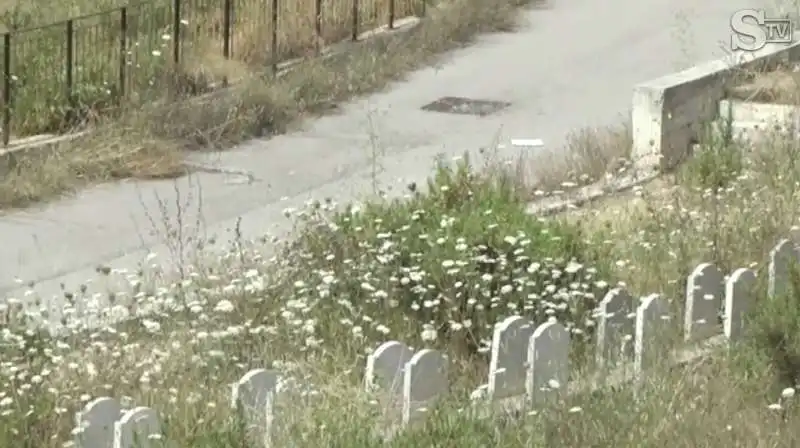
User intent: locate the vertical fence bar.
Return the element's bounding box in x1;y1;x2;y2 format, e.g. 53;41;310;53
230;0;235;58
314;0;322;54
2;33;10;146
172;0;181;65
351;0;358;41
65;19;75;123
271;0;278;75
388;0;395;29
222;0;231;59
119;7;127;102
420;0;425;17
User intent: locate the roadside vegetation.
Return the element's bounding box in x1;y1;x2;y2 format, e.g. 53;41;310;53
3;108;800;445
3;0;800;445
0;0;534;209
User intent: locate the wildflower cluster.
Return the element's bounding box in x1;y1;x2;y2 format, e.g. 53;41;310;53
0;158;609;445
263;159;610;361
3;134;800;445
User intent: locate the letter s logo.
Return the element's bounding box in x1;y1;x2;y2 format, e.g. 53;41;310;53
731;9;767;51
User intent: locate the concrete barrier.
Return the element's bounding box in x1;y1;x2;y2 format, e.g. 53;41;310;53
715;98;800;144
632;39;800;173
719;98;800;125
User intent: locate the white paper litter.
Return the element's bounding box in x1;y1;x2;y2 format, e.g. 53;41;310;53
510;138;544;148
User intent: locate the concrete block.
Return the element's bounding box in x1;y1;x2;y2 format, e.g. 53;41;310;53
704;116;799;149
719;98;800;128
632;39;800;173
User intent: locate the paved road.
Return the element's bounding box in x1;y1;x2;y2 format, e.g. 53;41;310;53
0;0;756;328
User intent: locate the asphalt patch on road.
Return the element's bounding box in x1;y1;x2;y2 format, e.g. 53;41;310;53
421;96;511;116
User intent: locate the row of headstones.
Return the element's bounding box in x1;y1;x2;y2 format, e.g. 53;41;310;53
361;237;800;429
74;368;281;448
72;238;798;446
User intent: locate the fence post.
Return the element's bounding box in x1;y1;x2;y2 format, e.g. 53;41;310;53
420;0;425;17
119;7;127;103
351;0;358;41
388;0;395;29
172;0;181;66
65;19;75;124
271;0;278;75
2;33;10;147
315;0;322;54
223;0;231;59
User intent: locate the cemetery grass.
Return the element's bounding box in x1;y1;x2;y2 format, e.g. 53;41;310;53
5;120;800;446
0;0;532;210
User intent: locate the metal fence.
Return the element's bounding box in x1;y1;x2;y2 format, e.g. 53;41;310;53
0;0;422;144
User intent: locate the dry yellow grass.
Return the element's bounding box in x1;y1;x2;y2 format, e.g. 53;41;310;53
179;0;420;67
727;62;800;104
512;120;632;197
0;127;186;209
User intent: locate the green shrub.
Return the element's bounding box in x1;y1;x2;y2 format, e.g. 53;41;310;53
267;156;611;363
680;120;744;190
741;267;800;394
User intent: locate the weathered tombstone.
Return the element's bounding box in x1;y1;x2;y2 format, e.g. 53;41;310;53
365;341;414;398
769;239;797;299
634;294;670;386
724;268;756;342
595;288;635;369
791;226;800;245
684;263;724;342
75;397;122;448
525;321;570;406
231;368;279;448
488;316;536;400
402;349;448;425
113;406;160;448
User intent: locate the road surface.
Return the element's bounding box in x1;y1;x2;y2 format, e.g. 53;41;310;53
0;0;757;328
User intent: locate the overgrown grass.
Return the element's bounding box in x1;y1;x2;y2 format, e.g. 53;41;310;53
524;120;632;192
8;3;800;445
727;62;800;104
5;111;800;446
0;0;532;209
0;155;612;446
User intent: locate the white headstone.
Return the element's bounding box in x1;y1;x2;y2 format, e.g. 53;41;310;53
769;239;797;299
526;321;570;406
365;341;414;397
596;288;635;369
113;406;160;448
724;268;756;342
488;316;536;399
684;263;724;342
75;397;121;448
402;349;448;425
634;294;670;385
231;368;279;448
